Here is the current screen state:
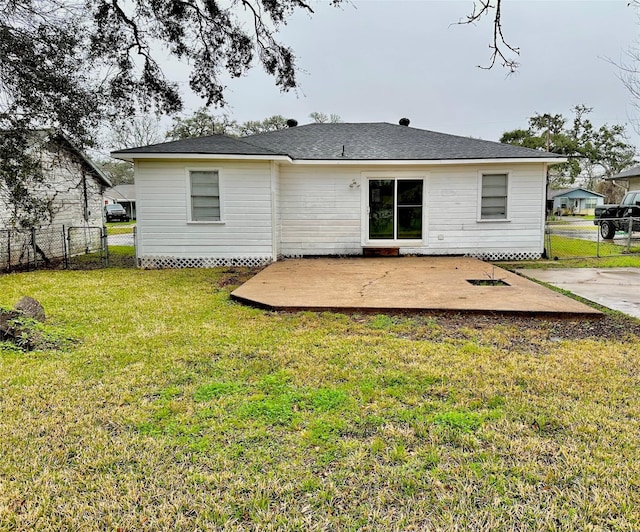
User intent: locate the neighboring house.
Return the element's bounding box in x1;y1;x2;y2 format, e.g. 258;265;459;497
0;133;111;229
1;133;111;268
548;187;605;216
104;184;136;220
112;121;565;267
607;165;640;191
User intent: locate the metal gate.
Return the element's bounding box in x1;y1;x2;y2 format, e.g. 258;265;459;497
0;225;108;272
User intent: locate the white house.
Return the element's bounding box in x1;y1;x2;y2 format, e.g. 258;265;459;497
112;121;565;267
0;133;111;229
607;165;640;191
0;133;112;269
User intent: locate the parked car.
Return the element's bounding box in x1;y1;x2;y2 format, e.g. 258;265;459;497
594;190;640;239
104;203;130;222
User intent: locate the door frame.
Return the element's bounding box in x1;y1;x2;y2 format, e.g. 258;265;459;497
361;171;428;247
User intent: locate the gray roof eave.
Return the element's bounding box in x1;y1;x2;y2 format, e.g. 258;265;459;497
111;153;566;165
110;151;291;162
608;165;640;180
285;156;567;165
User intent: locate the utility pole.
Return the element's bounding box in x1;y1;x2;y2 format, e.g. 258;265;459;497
545;115;551;222
546;116;550;152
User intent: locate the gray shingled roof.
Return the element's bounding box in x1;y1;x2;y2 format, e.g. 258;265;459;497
112;122;564;161
243;122;562;160
112;134;281;156
609;165;640;180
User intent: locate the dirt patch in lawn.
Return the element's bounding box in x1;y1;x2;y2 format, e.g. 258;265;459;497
351;311;640;356
428;312;635;341
216;266;266;289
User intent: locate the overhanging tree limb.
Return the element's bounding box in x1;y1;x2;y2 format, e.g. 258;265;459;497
456;0;520;72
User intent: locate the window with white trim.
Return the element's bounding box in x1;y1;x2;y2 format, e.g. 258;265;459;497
189;170;220;221
584;198;597;209
481;173;508;220
368;178;423;240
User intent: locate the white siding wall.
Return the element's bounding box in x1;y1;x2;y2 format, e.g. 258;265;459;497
279;163;546;259
0;147;104;229
626;177;640;190
135;159;547;263
279;165;362;256
271;161;281;259
135;159;273;261
423;164;545;258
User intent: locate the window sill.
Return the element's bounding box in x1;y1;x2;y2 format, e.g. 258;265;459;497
476;219;511;223
187;220;225;225
363;240;424;246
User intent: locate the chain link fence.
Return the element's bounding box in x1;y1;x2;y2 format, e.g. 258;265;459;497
3;219;636;270
0;225;112;272
546;216;640;259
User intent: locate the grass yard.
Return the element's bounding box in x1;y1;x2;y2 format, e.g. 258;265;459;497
1;267;640;529
545;234;640;261
105;222;135;235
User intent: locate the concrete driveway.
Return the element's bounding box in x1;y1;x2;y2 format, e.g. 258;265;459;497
517;268;640;319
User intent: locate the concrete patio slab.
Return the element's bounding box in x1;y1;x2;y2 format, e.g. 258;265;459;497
517;268;640;319
231;257;600;316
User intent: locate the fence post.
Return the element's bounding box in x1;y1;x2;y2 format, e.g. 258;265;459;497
67;227;72;269
62;225;68;269
628;216;633;253
6;230;10;271
103;226;109;268
31;227;37;270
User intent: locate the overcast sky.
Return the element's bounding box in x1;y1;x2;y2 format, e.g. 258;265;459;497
173;0;640;150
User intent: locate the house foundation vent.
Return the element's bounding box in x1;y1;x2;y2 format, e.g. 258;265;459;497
139;256;273;269
468;251;542;261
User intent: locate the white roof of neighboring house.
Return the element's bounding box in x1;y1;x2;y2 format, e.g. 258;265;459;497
104;184;135;201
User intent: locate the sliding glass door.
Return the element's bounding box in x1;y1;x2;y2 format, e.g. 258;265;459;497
368;179;423;241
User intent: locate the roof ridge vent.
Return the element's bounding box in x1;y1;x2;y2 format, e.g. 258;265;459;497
286;118;298;127
399;118;410;126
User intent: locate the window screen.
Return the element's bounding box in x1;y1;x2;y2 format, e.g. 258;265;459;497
481;174;507;219
190;170;220;221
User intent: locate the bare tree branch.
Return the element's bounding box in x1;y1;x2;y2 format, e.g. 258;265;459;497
606;1;640;135
455;0;520;72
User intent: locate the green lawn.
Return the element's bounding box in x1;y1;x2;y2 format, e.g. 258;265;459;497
546;234;640;260
499;235;640;270
105;222;135;235
1;267;640;529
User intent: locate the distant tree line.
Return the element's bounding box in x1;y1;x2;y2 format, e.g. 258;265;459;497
500;105;637;201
